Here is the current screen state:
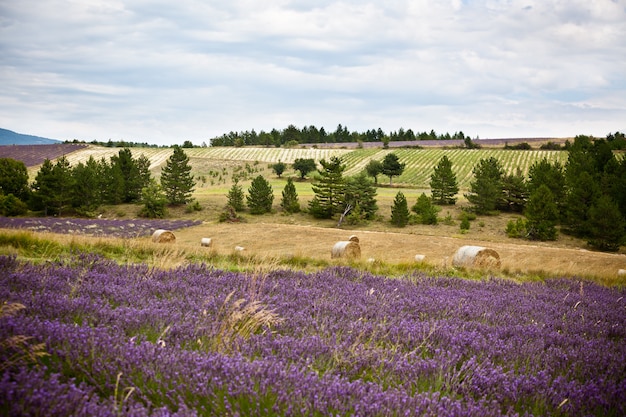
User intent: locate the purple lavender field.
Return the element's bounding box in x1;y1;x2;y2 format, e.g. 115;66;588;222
1;255;625;416
0;217;201;238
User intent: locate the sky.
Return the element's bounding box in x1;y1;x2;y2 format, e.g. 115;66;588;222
1;0;625;146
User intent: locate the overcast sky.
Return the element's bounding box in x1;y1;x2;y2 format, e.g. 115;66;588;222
1;0;625;145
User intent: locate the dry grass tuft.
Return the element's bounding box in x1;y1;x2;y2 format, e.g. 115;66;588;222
202;291;283;354
1;301;49;372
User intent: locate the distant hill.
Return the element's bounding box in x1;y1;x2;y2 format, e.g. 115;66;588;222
0;128;60;145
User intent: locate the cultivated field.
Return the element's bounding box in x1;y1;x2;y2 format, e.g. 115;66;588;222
54;144;569;189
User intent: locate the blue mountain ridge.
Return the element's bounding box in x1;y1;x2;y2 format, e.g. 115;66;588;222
0;128;60;145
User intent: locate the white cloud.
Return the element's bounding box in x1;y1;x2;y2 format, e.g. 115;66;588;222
0;0;625;144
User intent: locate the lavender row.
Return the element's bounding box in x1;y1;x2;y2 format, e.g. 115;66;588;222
0;216;201;238
1;255;625;415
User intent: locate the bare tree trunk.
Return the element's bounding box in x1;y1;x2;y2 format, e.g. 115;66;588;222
336;204;353;228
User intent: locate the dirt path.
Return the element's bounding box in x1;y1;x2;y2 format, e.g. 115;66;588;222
173;222;626;284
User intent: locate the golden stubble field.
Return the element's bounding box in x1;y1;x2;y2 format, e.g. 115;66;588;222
169;220;626;284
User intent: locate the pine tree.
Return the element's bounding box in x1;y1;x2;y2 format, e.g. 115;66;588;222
499;168;528;213
564;171;600;237
160;145;195;205
110;148;143;203
71;156;102;213
52;156;74;216
281;177;300;213
381;153;405;185
139;179;168;219
308;156;345;219
411;193;439;225
343;173;378;220
465;157;504;214
528;158;566;216
525;185;559;241
390;191;410;227
587;195;625;252
227;181;245;212
429;155;459;205
247;175;274;214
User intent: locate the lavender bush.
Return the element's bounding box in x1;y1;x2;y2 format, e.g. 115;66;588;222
1;254;624;416
0;217;201;238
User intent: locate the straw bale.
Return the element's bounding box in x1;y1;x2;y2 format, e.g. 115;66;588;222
234;246;245;252
331;240;361;259
200;238;212;248
414;254;426;262
152;229;176;243
618;269;626;276
452;245;500;269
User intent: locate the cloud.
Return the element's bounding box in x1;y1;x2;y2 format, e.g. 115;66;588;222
0;0;625;144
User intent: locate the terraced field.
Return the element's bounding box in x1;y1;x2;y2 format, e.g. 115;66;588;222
11;144;570;189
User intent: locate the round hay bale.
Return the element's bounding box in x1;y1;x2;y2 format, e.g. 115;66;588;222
200;238;212;248
331;240;361;259
618;269;626;276
234;246;245;252
452;245;500;269
414;254;426;262
152;229;176;243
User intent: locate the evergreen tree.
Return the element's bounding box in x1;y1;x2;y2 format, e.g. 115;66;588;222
528;158;566;216
364;159;383;184
430;155;459;205
281;177;300;213
308;156;345;219
247;175;274;214
0;158;30;202
293;158;317;180
343;173;378;220
160;145;195;205
30;159;53;214
100;158;125;205
499;168;528;212
411;193;439;225
71;156;102;213
525;185;559;241
110;148;142;203
465;157;504;214
564;171;600;237
227;181;245;211
390;191;410;227
381;153;405;185
135;154;152;192
139;179;168;219
587;195;625;252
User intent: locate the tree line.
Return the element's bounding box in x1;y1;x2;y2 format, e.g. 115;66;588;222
0;146;196;219
209;124;472;147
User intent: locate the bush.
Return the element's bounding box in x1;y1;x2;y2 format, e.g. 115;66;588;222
411;193;439;225
0;194;28;216
506;218;528;238
139;181;168;219
460;214;470;232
